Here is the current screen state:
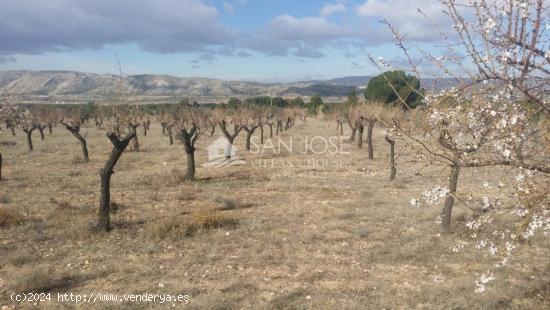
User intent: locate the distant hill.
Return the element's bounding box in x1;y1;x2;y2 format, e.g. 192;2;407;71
324;76;372;87
281;84;356;97
0;71;458;103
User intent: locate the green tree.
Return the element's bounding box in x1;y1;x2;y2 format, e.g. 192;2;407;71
227;97;241;110
364;70;423;108
272;97;288;108
347;89;359;106
307;95;323;117
291;96;305;107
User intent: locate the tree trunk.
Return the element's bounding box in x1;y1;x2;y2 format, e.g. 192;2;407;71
357;125;364;148
210;125;215;136
162;123;166;135
38;127;45;140
80;138;89;162
225;137;234;159
385;135;396;181
366;121;375;160
48;124;53;135
25;131;33;151
99;135;133;232
349;127;356;142
260;125;264;144
143;126;148;137
269;124;273;138
246;130;253;151
442;165;461;231
0;152;2;181
185;150;196;180
132;135;140;152
168;127;174;145
10;127;15;136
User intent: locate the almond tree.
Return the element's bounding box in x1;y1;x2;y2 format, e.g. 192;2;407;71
373;4;549;294
274;109;285;135
360;103;383;160
240;107;262;151
142;116;151;136
158;111;175;145
20;109;40;152
129;108;142;152
60;109;89;162
0;91;21;180
96;87;138;232
379;107;404;181
207;110;221;136
265;111;276;138
218;109;244;159
377;0;549;233
173;106;206;180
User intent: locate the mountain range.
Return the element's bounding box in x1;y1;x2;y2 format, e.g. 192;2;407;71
0;70;456;104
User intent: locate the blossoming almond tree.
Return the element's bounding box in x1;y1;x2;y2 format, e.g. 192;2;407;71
374;0;549;292
0;91;21;180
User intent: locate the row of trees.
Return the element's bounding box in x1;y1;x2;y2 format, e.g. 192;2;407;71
1;94;307;231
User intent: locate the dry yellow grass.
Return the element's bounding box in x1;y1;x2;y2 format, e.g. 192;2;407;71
0;118;548;309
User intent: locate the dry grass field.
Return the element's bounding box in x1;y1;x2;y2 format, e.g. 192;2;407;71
0;117;548;309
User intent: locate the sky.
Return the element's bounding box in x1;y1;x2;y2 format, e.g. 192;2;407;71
0;0;454;82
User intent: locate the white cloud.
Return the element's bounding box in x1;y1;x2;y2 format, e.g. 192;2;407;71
222;1;235;14
0;0;235;55
268;14;352;41
357;0;450;41
320;2;347;18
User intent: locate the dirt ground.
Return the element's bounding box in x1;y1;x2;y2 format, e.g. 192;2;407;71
0;117;548;309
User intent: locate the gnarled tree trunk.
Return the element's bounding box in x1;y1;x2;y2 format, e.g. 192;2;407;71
442;164;461;231
366;120;376;160
98;132;135;232
23;126;37;151
260;125;264;144
357;124;364;148
219;121;242;159
63;123;89;162
385;135;396;181
132;135;140;152
167;126;174;145
38;125;46;140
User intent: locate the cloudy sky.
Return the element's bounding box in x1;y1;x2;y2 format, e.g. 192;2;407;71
0;0;451;82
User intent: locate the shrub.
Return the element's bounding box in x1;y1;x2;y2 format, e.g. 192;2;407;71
0;206;23;227
152;206;238;240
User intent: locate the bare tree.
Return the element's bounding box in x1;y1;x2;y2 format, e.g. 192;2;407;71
218;111;244;159
173;106;206;180
240;107;262;151
20;110;39;152
95;65;139;231
60;109;89;162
